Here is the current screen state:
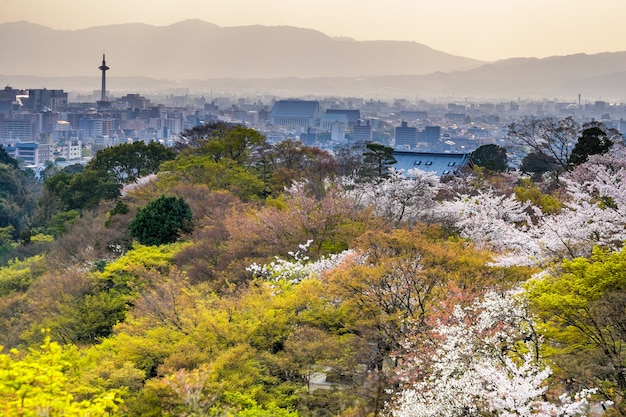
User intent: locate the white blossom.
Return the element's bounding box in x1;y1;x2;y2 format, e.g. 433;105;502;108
120;174;157;196
388;289;594;417
437;149;626;266
343;168;441;226
438;190;542;266
247;240;355;285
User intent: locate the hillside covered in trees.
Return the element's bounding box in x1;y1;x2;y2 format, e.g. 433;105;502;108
0;119;625;416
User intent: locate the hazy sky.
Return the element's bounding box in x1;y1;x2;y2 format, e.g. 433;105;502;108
2;0;625;61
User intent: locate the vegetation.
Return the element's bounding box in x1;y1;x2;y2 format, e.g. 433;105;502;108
470;143;508;172
129;195;193;246
0;121;625;416
568;122;618;166
85;140;176;184
360;142;397;180
0;154;40;242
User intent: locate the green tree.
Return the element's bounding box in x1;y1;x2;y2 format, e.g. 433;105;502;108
0;162;39;240
470;143;508;172
159;156;265;200
44;170;120;211
86;141;176;184
360;142;397;180
129;195;193;246
0;255;45;296
176;121;233;150
519;150;559;179
568;122;617;166
0;145;18;169
526;247;626;414
513;178;561;214
179;123;266;165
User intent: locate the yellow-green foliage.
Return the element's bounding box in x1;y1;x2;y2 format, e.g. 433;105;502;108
29;233;55;243
96;242;189;289
0;335;122;416
525;246;626;410
159;156;265;200
514;178;561;214
0;255;46;296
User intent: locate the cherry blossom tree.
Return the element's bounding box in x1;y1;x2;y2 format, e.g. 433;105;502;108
438;190;542;266
246;239;357;286
530;144;626;261
439;144;626;267
343;167;441;226
387;289;597;417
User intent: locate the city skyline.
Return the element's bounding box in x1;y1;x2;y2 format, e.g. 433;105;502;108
2;0;626;62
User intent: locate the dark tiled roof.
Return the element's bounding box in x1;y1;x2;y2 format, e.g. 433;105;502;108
393;151;470;176
271;100;319;117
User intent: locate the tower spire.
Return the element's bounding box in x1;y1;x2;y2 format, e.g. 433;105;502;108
98;53;109;103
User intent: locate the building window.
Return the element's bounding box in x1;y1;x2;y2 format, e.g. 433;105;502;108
414;160;422;166
448;161;456;166
425;161;433;166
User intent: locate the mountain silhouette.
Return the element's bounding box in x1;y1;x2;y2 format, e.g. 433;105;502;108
1;20;625;100
0;20;482;79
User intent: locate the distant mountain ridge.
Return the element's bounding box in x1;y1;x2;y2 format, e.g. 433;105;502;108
0;20;483;79
1;20;626;100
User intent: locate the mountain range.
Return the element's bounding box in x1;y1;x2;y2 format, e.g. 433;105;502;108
1;20;626;100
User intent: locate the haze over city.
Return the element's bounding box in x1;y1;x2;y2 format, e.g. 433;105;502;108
3;0;626;61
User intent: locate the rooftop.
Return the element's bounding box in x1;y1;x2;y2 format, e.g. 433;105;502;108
393;151;470;176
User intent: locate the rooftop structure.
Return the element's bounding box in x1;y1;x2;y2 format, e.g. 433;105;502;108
393;151;470;177
270;100;320;128
325;109;361;125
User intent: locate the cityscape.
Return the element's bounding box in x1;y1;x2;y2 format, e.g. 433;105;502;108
2;52;626;177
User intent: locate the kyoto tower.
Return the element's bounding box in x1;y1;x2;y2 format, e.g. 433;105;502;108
98;54;109;103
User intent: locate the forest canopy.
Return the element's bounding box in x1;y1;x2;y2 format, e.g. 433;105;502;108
1;120;625;416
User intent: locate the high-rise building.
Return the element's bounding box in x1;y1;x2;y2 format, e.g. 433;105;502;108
2;115;36;141
352;119;372;143
395;121;417;149
418;126;441;143
22;89;68;112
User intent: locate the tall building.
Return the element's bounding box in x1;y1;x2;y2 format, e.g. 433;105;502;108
395;121;417;149
2;115;36;141
418;126;441;144
22;89;68;112
352;119;372;143
325;109;361;126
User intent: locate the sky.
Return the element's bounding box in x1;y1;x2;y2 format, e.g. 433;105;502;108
2;0;626;62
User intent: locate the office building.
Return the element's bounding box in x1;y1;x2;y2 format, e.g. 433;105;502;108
352;119;372;142
395;121;417;149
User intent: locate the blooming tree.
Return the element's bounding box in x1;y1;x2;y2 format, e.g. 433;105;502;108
439;144;626;266
438;190;542;266
247;239;356;286
344;167;441;226
531;145;626;261
387;289;595;417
